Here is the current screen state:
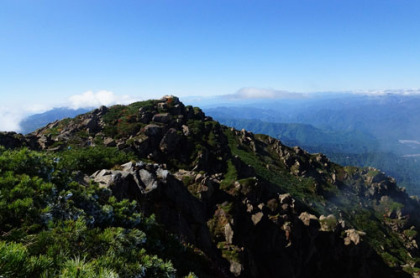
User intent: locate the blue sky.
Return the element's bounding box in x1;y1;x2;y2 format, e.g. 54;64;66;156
1;0;420;130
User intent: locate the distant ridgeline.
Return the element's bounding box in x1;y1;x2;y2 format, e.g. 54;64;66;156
19;107;91;134
1;95;420;277
203;94;420;196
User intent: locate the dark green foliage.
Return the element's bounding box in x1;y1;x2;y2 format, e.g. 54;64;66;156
102;101;156;138
0;147;206;277
224;129;326;210
220;159;238;189
57;145;137;175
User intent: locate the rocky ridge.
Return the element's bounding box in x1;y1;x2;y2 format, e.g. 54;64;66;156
2;96;420;277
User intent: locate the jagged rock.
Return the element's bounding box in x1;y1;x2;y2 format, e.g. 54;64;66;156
225;223;234;244
138;109;153;124
282;222;292;242
171;104;184;115
156;168;169;179
116;141;127;150
160;128;182;153
144;124;163;137
251;212;264;225
230;261;243;277
195;173;203;183
38;134;53;149
103;137;116;147
319;214;337;232
0;132;26;149
279;193;295;212
94;105;109;116
72;171;91;186
266;198;278;212
56;132;71;142
121;161;145;172
299;212;318;226
158;102;167;111
139;169;158;191
152;113;171;123
198;177;216;200
293;146;305;155
82;117;100;134
91;169;117;188
344;229;366;245
160;95;180;104
182;125;190;136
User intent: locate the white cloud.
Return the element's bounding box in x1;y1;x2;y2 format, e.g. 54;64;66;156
0;106;24;132
0;90;140;133
68;90;138;109
0;103;50;132
223;87;304;100
352;89;420;96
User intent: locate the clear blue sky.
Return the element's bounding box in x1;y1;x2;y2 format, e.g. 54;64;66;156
1;0;420;106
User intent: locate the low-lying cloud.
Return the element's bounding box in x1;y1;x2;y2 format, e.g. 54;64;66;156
0;103;51;133
68;90;137;109
223;87;304;100
0;90;139;132
352;89;420;96
0;106;26;132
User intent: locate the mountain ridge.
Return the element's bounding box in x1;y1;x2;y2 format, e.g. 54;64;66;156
1;95;420;277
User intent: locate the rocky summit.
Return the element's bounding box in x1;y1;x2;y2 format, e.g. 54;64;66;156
1;96;420;277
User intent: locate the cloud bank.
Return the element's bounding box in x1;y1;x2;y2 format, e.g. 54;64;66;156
0;106;26;132
0;90;139;132
223;87;304;100
0;103;51;133
68;90;137;109
352;89;420;96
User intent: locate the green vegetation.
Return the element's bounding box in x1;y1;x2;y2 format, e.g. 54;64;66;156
220;159;238;190
102;101;157;138
330;152;420;195
216;117;420;196
0;146;210;277
224;128;328;214
57;145;137;174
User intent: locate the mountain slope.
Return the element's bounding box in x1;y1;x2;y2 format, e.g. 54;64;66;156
1;96;420;277
212;117;420;195
19;107;91;134
203;93;420;155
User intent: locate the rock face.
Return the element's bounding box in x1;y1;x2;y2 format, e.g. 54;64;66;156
2;95;419;278
0;132;38;149
88;159;403;278
91;161;216;257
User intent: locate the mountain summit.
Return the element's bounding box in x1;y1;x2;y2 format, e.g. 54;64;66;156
1;96;419;277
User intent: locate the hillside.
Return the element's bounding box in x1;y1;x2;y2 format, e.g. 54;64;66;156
19;107;91;134
1;96;420;277
213;117;420;196
203;93;420;155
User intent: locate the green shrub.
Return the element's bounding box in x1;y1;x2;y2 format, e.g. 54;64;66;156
57;146;137;175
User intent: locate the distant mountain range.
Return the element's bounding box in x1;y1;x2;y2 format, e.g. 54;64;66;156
19;107;91;134
201;93;420;195
202;93;420;155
